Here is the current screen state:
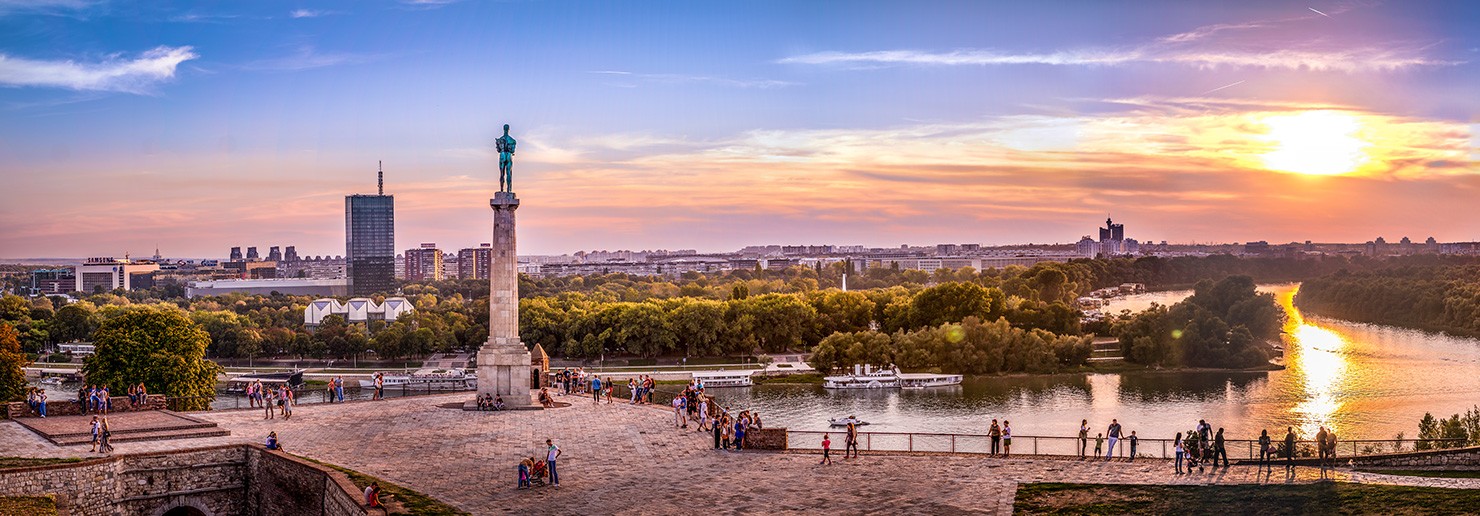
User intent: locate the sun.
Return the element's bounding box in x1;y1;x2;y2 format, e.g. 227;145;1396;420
1260;110;1371;176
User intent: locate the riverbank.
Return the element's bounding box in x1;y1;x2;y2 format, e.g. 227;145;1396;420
1014;482;1480;514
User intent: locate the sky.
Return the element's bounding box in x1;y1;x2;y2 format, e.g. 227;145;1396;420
1;0;1477;258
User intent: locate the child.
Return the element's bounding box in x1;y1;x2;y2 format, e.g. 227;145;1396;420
1094;433;1104;457
820;434;833;465
518;457;533;489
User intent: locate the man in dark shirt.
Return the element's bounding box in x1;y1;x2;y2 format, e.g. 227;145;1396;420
1284;427;1298;471
1213;428;1228;467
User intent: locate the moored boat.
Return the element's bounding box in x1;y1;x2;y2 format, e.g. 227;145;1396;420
691;370;754;387
357;369;477;390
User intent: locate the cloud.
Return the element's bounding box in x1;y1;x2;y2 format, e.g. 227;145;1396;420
587;70;797;89
0;46;198;93
289;8;333;18
240;47;379;72
400;0;459;9
0;0;96;16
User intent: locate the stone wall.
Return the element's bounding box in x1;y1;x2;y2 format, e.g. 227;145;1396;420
1350;446;1480;470
0;444;381;516
748;428;788;450
5;394;167;419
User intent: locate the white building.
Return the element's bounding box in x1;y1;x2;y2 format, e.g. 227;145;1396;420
304;297;414;326
75;257;160;293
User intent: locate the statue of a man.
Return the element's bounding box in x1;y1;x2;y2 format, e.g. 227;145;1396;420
495;124;517;192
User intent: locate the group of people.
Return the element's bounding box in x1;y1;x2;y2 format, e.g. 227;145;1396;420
476;393;506;411
710;407;760;451
125;383;149;408
516;439;562;489
552;367;594;396
324;376;347;403
89;415;113;454
1077;418;1140;461
672;382;714;430
587;376;614;404
627;375;657;404
249;381;296;420
77;384;112;414
24;387;48;417
1173;419;1229;473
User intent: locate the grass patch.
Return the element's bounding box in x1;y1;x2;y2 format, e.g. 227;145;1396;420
297;457;468;516
1015;482;1480;515
0;457;84;470
0;496;57;516
752;372;824;385
1360;469;1480;479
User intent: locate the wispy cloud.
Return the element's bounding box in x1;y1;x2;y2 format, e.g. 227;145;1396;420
241;46;379;72
289;8;333;19
0;46;198;93
587;70;797;89
400;0;459;9
0;0;97;17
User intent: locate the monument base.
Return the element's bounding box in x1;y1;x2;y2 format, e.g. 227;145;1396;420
477;337;533;407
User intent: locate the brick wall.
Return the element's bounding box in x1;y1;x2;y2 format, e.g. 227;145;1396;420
748;428;788;450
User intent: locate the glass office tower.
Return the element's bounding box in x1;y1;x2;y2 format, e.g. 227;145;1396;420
346;194;395;295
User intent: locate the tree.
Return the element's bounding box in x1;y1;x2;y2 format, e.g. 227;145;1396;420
82;306;223;410
0;323;29;401
908;282;1006;329
51;304;99;342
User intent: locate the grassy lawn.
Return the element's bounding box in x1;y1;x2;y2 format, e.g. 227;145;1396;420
1015;482;1480;515
0;457;84;470
297;457;468;516
1361;469;1480;479
0;496;57;516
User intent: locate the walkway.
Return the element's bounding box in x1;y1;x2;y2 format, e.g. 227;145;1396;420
2;393;1476;514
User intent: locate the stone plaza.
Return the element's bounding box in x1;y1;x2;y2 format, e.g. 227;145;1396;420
4;391;1478;515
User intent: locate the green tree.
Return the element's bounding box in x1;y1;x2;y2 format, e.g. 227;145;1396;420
908;282;1006;329
51;304;99;342
0;323;29;401
82;306;222;410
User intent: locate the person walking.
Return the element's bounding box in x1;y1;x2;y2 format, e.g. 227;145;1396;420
1127;431;1138;462
1106;419;1122;460
1258;429;1273;472
1002;421;1012;457
89;416;101;453
989;419;1002;455
1078;419;1089;458
845;421;859;459
1213;428;1229;468
545;439;562;488
99;416;114;454
1174;432;1185;474
1284;427;1297;471
820;434;833;465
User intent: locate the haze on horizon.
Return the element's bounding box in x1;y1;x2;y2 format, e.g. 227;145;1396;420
1;0;1477;259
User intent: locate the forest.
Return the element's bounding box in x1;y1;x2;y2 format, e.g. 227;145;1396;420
1295;264;1480;338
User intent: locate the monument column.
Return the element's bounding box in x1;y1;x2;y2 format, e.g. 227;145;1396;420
477;190;533;406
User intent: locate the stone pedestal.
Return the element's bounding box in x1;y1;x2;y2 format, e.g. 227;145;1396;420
477;191;533;406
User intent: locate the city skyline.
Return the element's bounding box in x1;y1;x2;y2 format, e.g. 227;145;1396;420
2;0;1478;258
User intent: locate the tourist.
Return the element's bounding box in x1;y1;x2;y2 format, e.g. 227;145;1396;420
1213;428;1228;468
591;376;602;404
494;395;505;410
1078;419;1089;458
365;482;382;508
326;378;337;403
279;385;292;420
266;431;282;451
1094;433;1103;457
36;390;47;418
1325;428;1338;468
752;412;763;430
733;416;746;451
538;387;554;408
374;373;385;401
1258;429;1273;472
845;421;859;459
1002;421;1012;457
89;415;101;453
26;388;36;414
1198;419;1212;442
712;412;723;449
99;385;111;414
628;378;638;404
137;383;148;406
644;376;655;404
78;386;88;414
518;457;533;489
263;388;276;419
1174;433;1185;474
604;378;613;404
99;416;114;454
672;393;686;428
697;396;710;431
545;439;562;488
249;380;260;409
1316;426;1329;464
1284;427;1297;471
989;419;1002;455
1128;431;1138;462
335;376;345;403
820;434;833;465
1106;419;1122;459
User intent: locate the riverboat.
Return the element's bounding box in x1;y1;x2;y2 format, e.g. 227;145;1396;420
691;370;754;387
823;364;901;389
898;372;964;388
357;369;477;390
225;370;305;394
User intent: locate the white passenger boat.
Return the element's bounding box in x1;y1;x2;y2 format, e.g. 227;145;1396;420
823;364;901;389
691;370;754;387
358;369;477;390
829;416;869;426
898;372;963;388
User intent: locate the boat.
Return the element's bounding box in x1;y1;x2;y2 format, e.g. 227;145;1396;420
898;372;964;388
357;369;477;390
829;416;869;426
691;370;754;387
39;377;62;386
823;364;901;389
225;370;305;394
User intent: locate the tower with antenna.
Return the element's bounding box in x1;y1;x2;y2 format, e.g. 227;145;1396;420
378;160;384;195
346;160;396;295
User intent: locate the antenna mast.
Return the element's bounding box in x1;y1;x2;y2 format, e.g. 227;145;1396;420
378;161;384;195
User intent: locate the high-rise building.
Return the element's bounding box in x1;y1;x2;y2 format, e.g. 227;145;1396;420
347;163;396;295
404;243;443;282
458;243;493;280
230;247;243;261
1097;217;1127;255
246;247;259;260
283;246;299;262
74;257;160;293
267;246;282;261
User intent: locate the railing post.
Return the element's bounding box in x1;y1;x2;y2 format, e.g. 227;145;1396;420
909;434;913;452
1033;437;1038;455
951;434;956;453
867;433;871;451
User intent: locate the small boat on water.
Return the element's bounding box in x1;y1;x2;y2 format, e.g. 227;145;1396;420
691;370;754;387
829;416;869;426
357;368;477;390
39;377;62;386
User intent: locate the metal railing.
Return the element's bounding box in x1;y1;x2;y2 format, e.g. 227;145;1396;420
785;430;1469;460
167;384;473;411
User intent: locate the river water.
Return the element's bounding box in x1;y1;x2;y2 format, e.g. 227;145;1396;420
707;284;1480;442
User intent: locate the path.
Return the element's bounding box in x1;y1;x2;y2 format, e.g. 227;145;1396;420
3;392;1477;514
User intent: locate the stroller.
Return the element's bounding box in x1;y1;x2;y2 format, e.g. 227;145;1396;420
528;459;549;487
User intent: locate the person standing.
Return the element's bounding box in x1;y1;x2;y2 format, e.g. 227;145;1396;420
374;373;384;401
1315;426;1329;464
820;434;833;465
1078;419;1089;458
99;416;114;454
1284;427;1297;471
734;417;746;451
1127;431;1138;462
672;394;686;428
545;439;561;488
1326;428;1338;466
712;413;723;449
845;422;859;459
89;416;101;453
1094;433;1104;457
698;396;709;431
592;376;602;404
263;388;275;419
518;457;533;489
1174;432;1185;474
628;378;638;404
1258;429;1273;472
1106;419;1122;460
335;376;345;403
36;390;47;418
1213;428;1228;468
1002;421;1012;457
989;419;1002;455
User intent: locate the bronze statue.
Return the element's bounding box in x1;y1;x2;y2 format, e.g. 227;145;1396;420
495;124;516;192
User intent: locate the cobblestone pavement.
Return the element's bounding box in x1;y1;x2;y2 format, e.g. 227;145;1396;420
3;393;1477;514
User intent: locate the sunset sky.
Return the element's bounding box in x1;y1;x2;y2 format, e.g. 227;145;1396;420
1;0;1477;258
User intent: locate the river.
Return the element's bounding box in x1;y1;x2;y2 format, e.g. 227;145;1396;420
706;284;1480;442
